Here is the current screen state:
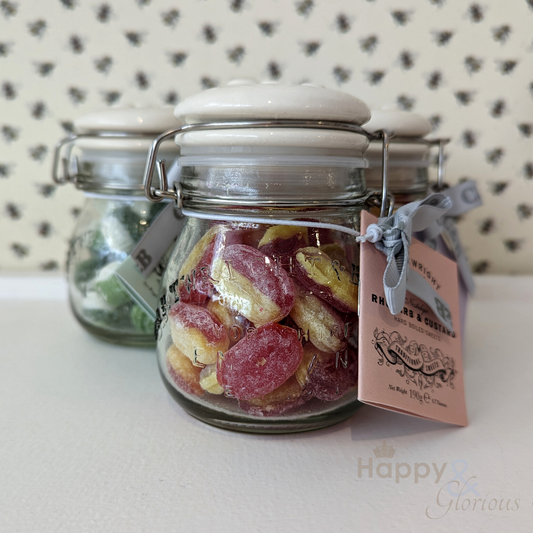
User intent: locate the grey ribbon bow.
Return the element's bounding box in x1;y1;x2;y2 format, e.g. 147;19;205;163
420;180;482;295
359;193;455;332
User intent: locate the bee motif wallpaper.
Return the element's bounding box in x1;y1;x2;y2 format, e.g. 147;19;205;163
0;0;532;273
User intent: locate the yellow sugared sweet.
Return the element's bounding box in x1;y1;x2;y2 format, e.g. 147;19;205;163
166;345;204;397
199;364;224;394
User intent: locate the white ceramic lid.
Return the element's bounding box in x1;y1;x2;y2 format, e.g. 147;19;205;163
364;110;432;137
173;80;370;154
73;105;180;152
75;105;179;134
175;80;371;125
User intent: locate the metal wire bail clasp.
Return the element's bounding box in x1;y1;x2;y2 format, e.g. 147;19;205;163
52;135;78;184
143;127;184;205
377;129;394;218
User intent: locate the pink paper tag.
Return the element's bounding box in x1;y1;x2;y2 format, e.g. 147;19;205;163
357;211;468;426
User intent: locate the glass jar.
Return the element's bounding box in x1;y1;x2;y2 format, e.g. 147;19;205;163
146;81;375;432
53;106;181;346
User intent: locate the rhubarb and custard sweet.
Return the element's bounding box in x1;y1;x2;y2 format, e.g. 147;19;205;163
169;301;230;366
166;345;204;397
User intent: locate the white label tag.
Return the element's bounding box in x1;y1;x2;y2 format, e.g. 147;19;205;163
131;203;185;277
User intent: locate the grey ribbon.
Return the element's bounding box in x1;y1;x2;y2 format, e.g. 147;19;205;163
359;193;454;332
420;181;482;295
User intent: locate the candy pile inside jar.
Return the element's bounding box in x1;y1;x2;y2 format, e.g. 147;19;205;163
162;221;359;417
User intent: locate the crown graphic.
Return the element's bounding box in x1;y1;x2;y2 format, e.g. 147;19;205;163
373;441;396;459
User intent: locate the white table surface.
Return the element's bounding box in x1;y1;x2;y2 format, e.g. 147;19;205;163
0;274;531;533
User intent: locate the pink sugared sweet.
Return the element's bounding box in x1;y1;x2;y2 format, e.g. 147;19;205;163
239;376;305;417
258;225;308;264
293;246;358;314
166;345;204;397
169;302;230;365
217;323;303;400
295;343;358;402
211;244;295;326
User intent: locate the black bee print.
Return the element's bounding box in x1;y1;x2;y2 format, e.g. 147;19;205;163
427;70;442;89
169;51;187;67
530;82;533;98
163;91;178;105
68;86;86;104
489;181;508;195
28;19;46;38
434;30;453;46
399;50;414;69
391;10;410;25
397;94;415;111
95;56;113;74
2;81;16;100
6;202;21;219
37;184;56;197
336;14;350;33
60;121;74;134
125;31;143;46
1;125;18;142
493;24;511;43
468;3;484;23
464;55;483;74
29;145;48;161
472;260;489;274
31;101;46;119
267;61;281;80
497;60;517;75
0;1;17;17
503;239;523;252
203;25;217;43
60;0;76;8
429;115;441;131
11;243;29;258
332;66;350;84
368;70;385;85
136;0;151;6
486;147;504;165
303;41;320;56
454;90;475;105
200;76;218;90
71;207;81;218
102;90;121;105
96;3;111;23
227;45;245;64
528;0;533;10
0;42;10;56
36;62;55;76
518;123;532;137
429;0;446;5
37;221;52;237
258;21;276;36
490;99;505;118
296;0;313;16
523;162;533;180
41;260;59;271
69;35;84;54
461;129;477;147
479;218;495;234
0;163;11;178
161;9;179;27
360;35;378;54
230;0;244;13
517;204;532;221
135;71;150;90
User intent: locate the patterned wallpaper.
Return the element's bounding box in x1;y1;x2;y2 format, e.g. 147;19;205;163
1;0;532;273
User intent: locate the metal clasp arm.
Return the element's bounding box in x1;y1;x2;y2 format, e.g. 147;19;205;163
143;127;184;202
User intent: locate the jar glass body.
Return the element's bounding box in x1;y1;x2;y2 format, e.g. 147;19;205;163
67;196;165;346
156;158;366;433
